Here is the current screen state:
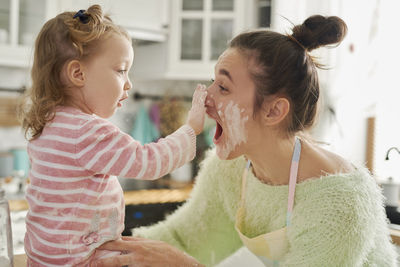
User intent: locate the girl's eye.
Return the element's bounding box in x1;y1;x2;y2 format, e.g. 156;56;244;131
118;70;127;74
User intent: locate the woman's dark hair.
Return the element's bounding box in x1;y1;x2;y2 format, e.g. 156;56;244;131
229;15;347;134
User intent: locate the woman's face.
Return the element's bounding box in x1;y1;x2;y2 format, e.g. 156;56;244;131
206;48;261;160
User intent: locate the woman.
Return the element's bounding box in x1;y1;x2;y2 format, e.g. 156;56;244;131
94;15;398;266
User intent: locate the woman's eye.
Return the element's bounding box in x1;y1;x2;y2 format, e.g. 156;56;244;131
211;78;228;93
118;70;127;74
219;85;228;92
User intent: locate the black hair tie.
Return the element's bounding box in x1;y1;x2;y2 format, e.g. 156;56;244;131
73;9;90;24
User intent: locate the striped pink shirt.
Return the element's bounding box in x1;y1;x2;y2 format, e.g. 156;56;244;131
24;106;196;266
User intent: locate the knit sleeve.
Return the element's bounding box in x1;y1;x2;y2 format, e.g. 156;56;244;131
76;117;196;180
281;172;397;267
132;150;243;266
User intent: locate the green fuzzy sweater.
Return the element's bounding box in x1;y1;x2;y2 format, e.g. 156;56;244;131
133;150;398;266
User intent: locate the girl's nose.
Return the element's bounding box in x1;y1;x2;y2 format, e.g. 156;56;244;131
125;79;132;91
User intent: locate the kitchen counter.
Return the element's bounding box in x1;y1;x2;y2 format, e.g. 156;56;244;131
10;185;193;267
14;254;26;267
12;231;400;267
9;185;193;212
8;186;400;267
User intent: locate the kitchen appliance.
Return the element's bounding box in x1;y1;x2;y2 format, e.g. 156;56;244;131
381;177;400;207
383;146;400;224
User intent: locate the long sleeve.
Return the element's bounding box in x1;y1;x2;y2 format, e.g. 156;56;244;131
281;172;398;267
74;116;196;180
133;151;398;266
24;107;197;266
132;150;244;266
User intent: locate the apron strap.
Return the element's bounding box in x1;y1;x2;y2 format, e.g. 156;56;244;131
239;159;251;204
238;137;301;227
286;136;301;226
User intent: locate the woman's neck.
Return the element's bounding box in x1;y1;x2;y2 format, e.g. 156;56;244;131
246;134;297;185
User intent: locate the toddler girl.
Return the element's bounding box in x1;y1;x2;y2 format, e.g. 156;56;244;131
20;5;207;266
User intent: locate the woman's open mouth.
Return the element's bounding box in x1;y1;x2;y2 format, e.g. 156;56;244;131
213;121;223;144
206;108;224;144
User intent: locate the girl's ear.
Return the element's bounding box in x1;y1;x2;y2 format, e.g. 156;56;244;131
261;97;290;126
65;60;85;87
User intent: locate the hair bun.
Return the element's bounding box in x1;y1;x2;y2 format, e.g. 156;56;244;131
291;15;347;51
85;5;104;25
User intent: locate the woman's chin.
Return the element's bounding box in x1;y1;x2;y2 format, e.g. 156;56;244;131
215;144;240;160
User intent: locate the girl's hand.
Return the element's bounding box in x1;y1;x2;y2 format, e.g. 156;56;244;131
92;236;203;267
187;84;207;135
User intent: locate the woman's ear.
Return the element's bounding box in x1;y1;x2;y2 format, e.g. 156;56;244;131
261;97;290;126
65;60;85;87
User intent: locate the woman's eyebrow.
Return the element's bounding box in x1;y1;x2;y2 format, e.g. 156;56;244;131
219;68;234;84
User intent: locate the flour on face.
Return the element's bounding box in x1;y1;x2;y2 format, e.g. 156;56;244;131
217;100;248;159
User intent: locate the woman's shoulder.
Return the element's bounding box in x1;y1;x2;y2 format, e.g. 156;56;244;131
297;139;355;183
298;165;379;196
296;166;384;221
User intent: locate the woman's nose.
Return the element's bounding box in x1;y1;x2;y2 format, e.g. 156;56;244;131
205;93;215;108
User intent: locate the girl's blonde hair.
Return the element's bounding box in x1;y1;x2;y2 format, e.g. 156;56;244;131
19;4;130;140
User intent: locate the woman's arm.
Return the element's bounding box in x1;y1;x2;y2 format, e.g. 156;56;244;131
131;152;244;265
94;236;205;267
281;172;397;266
96;151;244;266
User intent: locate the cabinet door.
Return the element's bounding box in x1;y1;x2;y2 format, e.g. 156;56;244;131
180;18;203;60
18;0;46;46
210;18;233;60
0;0;49;68
58;0;168;33
167;0;244;80
0;0;10;45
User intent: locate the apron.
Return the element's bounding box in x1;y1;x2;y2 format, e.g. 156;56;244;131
235;137;301;266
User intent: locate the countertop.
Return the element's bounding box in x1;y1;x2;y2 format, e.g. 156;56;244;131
8;186;400;267
9;184;193;211
12;230;400;267
11;185;193;267
14;254;26;267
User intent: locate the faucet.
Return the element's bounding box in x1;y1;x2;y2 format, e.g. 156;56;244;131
385;147;400;161
384;146;400;224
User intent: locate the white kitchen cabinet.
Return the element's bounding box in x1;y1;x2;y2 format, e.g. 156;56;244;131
0;0;57;68
0;0;169;68
134;0;271;80
57;0;169;42
164;0;249;80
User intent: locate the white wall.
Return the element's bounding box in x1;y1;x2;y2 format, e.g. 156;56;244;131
272;0;399;169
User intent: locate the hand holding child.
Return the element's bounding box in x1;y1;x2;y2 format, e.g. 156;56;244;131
93;236;204;267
